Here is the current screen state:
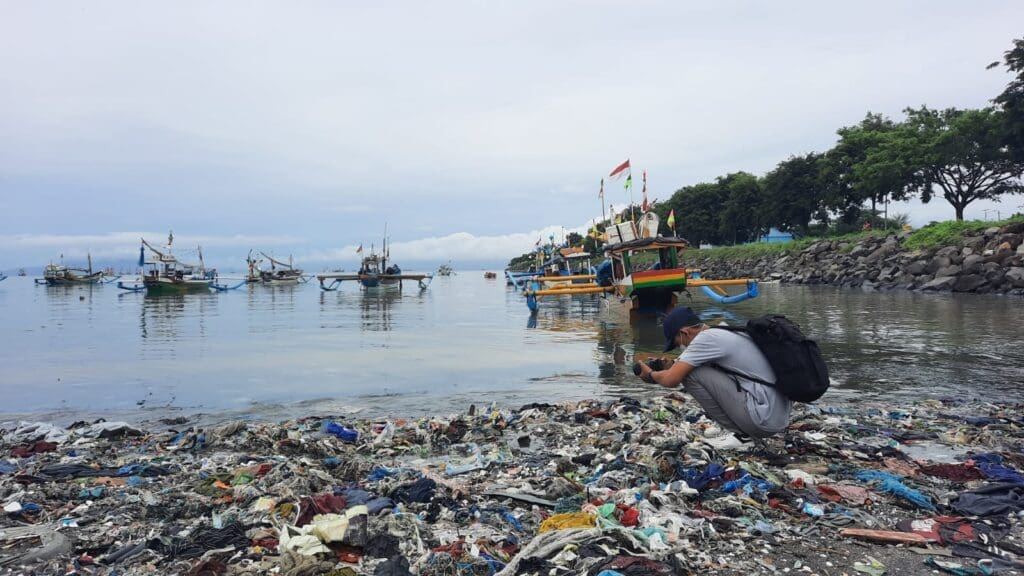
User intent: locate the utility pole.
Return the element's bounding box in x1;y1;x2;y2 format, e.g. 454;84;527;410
982;209;993;221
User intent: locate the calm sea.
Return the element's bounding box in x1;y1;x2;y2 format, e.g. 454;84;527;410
1;274;1022;424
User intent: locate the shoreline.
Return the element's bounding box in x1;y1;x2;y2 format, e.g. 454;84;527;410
3;395;1023;575
685;221;1024;295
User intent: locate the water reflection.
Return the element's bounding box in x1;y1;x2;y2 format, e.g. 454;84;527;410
139;293;218;344
2;274;1023;420
360;288;401;331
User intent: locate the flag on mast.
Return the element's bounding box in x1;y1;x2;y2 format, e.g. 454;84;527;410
598;178;604;199
667;209;676;234
624;173;632;191
356;244;363;254
608;159;630;181
641;170;648;212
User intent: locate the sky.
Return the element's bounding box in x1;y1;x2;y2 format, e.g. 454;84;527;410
2;1;1023;271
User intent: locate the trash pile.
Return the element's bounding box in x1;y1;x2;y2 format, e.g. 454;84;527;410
3;395;1024;575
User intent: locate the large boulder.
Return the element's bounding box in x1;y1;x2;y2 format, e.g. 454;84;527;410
905;260;928;276
985;269;1006;288
920;276;957;291
866;243;898;264
1006;267;1024;288
926;256;952;274
935;264;962;278
961;254;984;274
953;274;986;292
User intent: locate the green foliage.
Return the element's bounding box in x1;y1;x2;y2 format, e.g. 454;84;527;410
824;112;904;218
761;153;829;235
991;37;1024;162
899;106;1024;220
903;214;1024;250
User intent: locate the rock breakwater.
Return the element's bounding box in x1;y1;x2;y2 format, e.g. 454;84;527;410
685;222;1024;294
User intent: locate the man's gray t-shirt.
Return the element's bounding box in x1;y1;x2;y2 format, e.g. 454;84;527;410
678;328;792;426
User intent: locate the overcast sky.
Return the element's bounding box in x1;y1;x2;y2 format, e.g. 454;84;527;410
2;1;1023;270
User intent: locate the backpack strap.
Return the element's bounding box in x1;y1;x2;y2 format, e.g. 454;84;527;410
705;326;777;388
708;362;776;388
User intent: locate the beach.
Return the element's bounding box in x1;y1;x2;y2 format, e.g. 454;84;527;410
3;393;1023;575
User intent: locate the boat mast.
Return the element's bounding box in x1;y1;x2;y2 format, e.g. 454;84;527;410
382;223;388;272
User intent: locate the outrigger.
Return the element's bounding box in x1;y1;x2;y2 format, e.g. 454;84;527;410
524;214;758;314
254;251;307;285
35;253;115;286
317;235;432;292
118;232;244;295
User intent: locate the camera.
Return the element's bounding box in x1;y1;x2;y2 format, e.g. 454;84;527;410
632;357;667;376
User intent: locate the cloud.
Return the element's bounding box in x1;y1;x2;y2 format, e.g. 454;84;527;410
0;232;305;261
303;221;595;265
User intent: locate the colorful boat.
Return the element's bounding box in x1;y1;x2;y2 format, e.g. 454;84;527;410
525;216;758;314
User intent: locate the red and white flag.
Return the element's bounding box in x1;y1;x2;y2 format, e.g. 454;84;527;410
608;159;630;181
356;244;363;254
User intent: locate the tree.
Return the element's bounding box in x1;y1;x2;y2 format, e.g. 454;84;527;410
901;106;1024;221
823;113;909;221
761;153;829;234
667;182;727;246
716;172;764;244
990;37;1024;162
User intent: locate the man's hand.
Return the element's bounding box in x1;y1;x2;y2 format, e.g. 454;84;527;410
636;360;656;384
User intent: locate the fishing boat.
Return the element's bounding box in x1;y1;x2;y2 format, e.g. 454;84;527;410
524;214;758;314
437;261;454;276
317;236;432;291
508;244;597;291
18;269;26;277
36;254;107;286
118;233;216;295
256;251;305;284
245;250;264;283
0;273;6;282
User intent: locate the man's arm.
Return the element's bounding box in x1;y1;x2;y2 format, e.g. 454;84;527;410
637;359;697;389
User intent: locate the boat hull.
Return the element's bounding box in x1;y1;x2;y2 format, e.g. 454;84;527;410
43;276;103;286
143;279;212;295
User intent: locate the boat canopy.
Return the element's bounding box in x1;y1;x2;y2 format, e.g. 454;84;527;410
604;236;689;254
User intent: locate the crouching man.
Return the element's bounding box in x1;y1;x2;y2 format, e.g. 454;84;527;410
636;306;792;440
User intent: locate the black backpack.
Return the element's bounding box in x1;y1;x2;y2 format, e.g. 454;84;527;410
710;315;830;403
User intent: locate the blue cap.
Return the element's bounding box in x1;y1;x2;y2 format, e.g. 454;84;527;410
662;306;702;352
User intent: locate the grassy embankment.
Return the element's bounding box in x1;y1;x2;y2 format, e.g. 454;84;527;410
684;215;1024;261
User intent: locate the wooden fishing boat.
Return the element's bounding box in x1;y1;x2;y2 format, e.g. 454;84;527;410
318;236;431;291
256;251;305;284
437;261;454;276
524;216;758;314
117;233;217;295
37;254;106;286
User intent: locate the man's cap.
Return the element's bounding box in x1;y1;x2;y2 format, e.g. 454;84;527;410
662;306;702;352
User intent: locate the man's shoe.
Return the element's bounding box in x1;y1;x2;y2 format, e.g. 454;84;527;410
702;432;754;452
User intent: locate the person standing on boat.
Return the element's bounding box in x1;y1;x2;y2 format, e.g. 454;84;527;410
635;306;792;440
